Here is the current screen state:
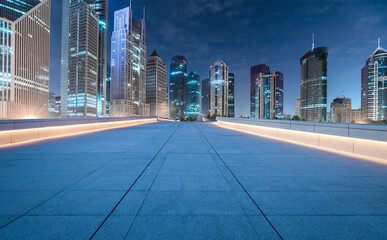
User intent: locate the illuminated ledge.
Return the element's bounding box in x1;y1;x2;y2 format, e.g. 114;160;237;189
0;117;157;148
216;118;387;163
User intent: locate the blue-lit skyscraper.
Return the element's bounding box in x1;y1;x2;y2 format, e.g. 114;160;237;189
169;55;187;118
300;46;328;121
250;64;270;118
228;73;235;117
0;0;42;21
110;5;148;117
256;71;284;119
185;71;201;116
201;78;210;116
210;61;229;117
361;38;387;121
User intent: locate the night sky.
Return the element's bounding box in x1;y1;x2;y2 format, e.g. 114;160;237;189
49;0;387;117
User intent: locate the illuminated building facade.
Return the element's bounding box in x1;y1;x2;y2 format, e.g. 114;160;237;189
106;63;110;115
300;46;328;121
169;55;187;118
110;6;148;117
228;73;235;117
361;38;387;121
256;71;284;119
0;0;51;119
250;64;270;118
185;71;201;116
330;94;352;123
146;49;167;118
201;78;210;116
210;61;229;117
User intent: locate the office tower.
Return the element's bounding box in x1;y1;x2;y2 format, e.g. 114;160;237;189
49;93;59;118
256;71;284;119
201;78;210;116
300;43;328;122
330;94;352;123
84;0;108;117
146;49;167;117
110;6;148;117
185;71;201;116
65;1;99;117
169;55;187;118
228;73;235;117
210;61;229;116
295;98;301;117
361;38;387;121
250;64;270;118
106;63;111;115
0;0;51;119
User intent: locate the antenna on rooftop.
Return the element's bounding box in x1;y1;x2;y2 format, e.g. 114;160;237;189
378;37;381;48
312;33;315;51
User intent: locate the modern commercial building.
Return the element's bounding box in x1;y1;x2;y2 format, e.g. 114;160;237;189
201;78;210;116
49;93;60;118
84;0;108;117
250;64;270;118
256;71;284;119
106;63;111;115
0;0;51;119
300;46;328;121
146;49;167;118
361;38;387;121
110;6;148;117
295;98;301;117
210;61;229;117
169;55;187;118
228;73;235;117
185;71;201;116
330;94;352;123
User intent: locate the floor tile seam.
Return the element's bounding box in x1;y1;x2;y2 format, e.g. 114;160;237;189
195;123;285;240
89;123;181;239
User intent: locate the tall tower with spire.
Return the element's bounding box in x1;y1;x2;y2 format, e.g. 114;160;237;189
361;38;387;121
110;3;149;117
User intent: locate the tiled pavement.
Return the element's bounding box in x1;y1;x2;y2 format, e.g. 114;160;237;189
0;122;386;239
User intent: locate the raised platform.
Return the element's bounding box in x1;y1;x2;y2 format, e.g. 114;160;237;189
0;122;386;239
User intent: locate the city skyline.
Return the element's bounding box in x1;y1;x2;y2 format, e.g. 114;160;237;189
49;0;387;117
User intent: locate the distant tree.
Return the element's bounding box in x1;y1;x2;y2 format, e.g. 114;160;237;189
179;115;185;121
206;113;211;119
292;115;301;121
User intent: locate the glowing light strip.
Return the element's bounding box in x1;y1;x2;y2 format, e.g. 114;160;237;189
0;118;157;148
215;120;387;165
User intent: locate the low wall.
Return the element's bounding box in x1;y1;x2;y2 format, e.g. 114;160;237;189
0;117;158;147
216;117;387;161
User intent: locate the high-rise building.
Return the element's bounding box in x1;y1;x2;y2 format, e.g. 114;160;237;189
84;0;108;117
65;1;99;117
146;49;167;118
185;71;201;116
256;71;284;119
228;73;235;117
250;64;270;118
300;46;328;121
106;63;111;115
201;78;210;116
210;61;229;117
169;55;187;118
330;94;352;123
361;38;387;121
295;98;301;117
110;6;148;117
0;0;51;119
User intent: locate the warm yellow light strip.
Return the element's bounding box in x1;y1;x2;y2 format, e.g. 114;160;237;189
0;118;157;148
215;121;387;165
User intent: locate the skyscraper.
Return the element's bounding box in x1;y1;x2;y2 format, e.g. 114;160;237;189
300;45;328;122
228;73;235;117
210;61;229;117
256;71;284;119
146;49;167;118
201;78;210;116
110;5;148;117
330;94;352;123
84;0;108;117
169;55;187;118
361;38;387;121
106;63;111;115
250;64;270;118
295;98;301;117
185;71;201;116
0;0;51;119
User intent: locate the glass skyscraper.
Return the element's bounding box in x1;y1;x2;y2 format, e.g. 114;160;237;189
201;78;210;116
250;64;270;118
185;71;201;116
169;55;187;118
146;49;167;118
110;5;148;117
300;46;328;122
0;0;51;119
256;71;284;119
361;38;387;121
228;73;235;117
210;61;229;117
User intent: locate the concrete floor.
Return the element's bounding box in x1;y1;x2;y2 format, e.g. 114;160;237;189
0;121;386;239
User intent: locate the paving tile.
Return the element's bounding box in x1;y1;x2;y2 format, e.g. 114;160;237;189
93;216;135;240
